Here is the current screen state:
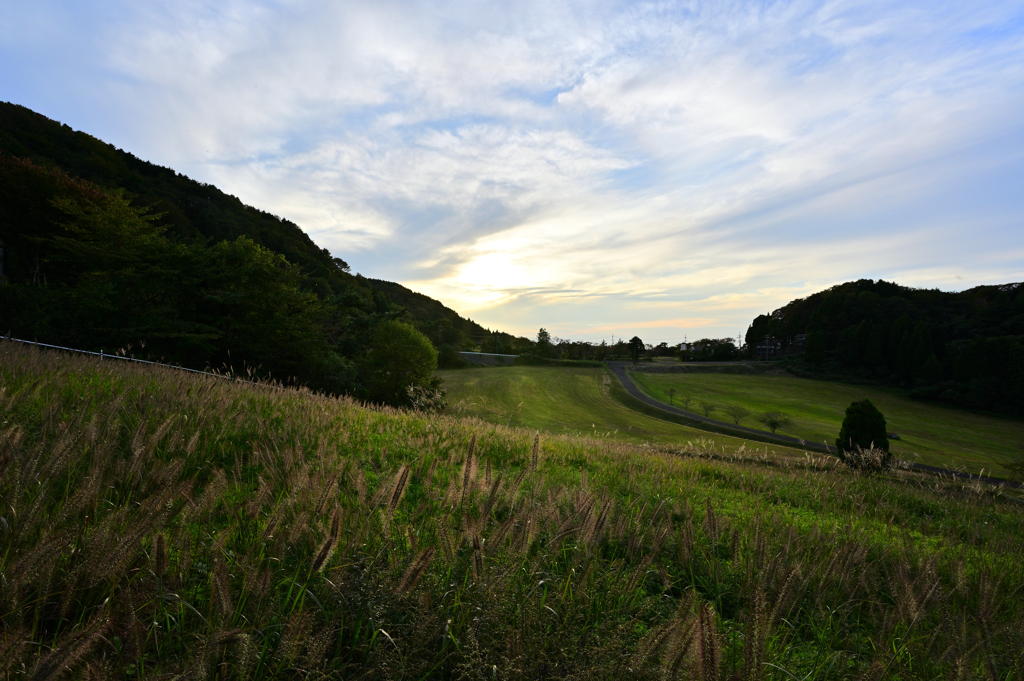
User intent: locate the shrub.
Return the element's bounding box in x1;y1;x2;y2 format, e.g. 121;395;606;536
836;399;890;467
362;320;438;406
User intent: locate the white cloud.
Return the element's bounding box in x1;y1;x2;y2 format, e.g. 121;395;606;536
3;0;1024;340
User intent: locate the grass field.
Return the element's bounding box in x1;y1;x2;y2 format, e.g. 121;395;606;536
631;368;1024;479
438;365;809;457
4;344;1024;679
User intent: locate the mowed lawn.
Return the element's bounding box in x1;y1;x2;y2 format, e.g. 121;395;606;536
438;366;808;456
632;370;1024;478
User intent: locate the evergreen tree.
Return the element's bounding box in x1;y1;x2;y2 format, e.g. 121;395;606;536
836;399;889;456
855;319;872;366
805;330;825;365
628;336;645;364
836;326;858;367
889;315;913;369
536;328;552;357
896;331;913;382
909;322;931;378
920;353;942;385
864;325;883;368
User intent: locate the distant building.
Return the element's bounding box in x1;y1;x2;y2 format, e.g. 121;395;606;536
756;337;781;360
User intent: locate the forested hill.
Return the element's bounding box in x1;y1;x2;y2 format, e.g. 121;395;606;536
367;279;529;359
0;102;348;281
747;279;1024;416
0;101;514;399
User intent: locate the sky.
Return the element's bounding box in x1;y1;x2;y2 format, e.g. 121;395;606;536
3;0;1024;344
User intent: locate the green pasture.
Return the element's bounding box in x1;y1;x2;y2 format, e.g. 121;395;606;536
631;369;1024;478
438;366;807;456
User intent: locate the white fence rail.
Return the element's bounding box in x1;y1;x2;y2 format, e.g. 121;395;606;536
458;351;518;366
2;335;232;380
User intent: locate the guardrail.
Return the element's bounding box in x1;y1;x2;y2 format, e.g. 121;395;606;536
2;335;232;380
458;351;517;366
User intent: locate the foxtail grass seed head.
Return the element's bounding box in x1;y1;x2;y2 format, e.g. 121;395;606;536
397;546;435;595
3;339;1024;678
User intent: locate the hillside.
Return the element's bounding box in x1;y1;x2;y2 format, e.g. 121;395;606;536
0;102;348;282
0;101;516;394
3;340;1023;679
368;278;530;361
746;279;1024;416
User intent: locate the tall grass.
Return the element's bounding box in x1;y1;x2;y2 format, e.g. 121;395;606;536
2;341;1023;679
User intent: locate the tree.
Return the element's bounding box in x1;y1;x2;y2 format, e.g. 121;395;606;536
362;320;439;406
836;326;858;367
190;237;335;380
835;399;889;460
920;353;942;385
757;411;792;433
628;336;645;364
709;339;738;361
864;326;883;368
804;330;825;366
536;328;552;357
668;387;676;405
723;405;751;425
698;401;716;417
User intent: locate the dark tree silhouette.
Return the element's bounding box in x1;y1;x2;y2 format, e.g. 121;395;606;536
628;336;644;364
836;399;889;458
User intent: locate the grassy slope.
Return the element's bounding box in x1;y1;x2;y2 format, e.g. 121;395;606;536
631;369;1024;478
438;365;808;457
4;344;1024;679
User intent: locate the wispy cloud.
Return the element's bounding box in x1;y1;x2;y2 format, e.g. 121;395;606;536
3;0;1023;341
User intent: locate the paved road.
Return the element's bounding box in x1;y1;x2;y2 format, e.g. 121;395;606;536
606;362;1023;490
606;362;831;452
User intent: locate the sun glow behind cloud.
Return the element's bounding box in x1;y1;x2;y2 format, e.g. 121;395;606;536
3;0;1024;341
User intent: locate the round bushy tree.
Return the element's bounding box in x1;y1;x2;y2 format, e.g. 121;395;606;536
362;320;439;407
836;399;889;462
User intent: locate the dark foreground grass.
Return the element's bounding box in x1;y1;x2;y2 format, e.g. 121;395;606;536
630;370;1024;479
3;342;1024;679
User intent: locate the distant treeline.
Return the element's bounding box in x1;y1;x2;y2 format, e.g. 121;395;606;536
746;279;1024;416
0;102;521;401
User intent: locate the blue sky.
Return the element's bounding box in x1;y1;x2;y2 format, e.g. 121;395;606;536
3;0;1023;344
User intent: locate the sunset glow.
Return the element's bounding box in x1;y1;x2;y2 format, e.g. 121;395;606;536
3;0;1023;340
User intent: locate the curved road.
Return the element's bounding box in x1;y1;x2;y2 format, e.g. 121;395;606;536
606;362;1023;490
607;362;831;451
